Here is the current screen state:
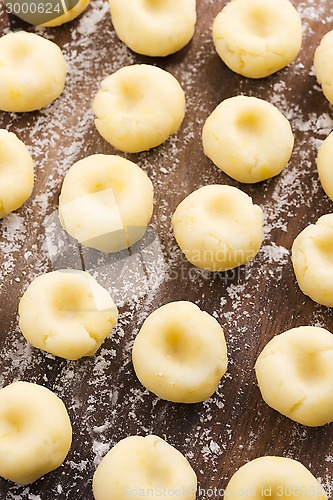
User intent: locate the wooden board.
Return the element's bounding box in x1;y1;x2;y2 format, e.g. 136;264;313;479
0;1;333;498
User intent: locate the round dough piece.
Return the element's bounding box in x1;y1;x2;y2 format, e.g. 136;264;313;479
172;185;263;272
224;456;327;500
213;0;302;79
0;32;66;112
93;435;197;500
317;132;333;201
92;64;185;153
132;301;228;403
0;129;34;218
19;270;118;360
59;154;154;252
108;0;197;57
41;0;90;27
255;326;333;427
0;381;72;485
291;213;333;307
202;96;294;183
314;30;333;105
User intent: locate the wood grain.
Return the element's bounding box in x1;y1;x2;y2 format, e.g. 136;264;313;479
0;1;333;498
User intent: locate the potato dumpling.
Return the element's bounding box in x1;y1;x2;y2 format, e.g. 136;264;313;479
203;96;294;183
213;0;302;78
172;185;263;272
93;435;197;500
0;31;66;112
93;65;185;153
59;154;154;252
41;0;90;27
132;301;228;403
0;381;72;485
0;129;34;218
108;0;196;56
314;30;333;105
292;213;333;306
255;326;333;426
224;457;326;500
316;131;333;201
19;270;118;360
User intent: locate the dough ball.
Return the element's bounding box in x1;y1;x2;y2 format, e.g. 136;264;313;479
0;129;34;218
93;435;197;500
108;0;196;57
0;381;72;485
317;132;333;201
291;213;333;307
314;30;333;105
92;64;185;153
224;456;327;500
0;32;66;112
202;96;294;183
41;0;90;27
213;0;302;78
255;326;333;426
19;270;118;360
59;154;154;253
172;185;263;272
132;301;228;403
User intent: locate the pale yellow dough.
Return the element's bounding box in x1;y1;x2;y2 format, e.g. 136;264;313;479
224;456;327;500
0;381;72;485
0;129;34;218
132;301;228;403
108;0;196;57
317;132;333;201
0;32;66;112
172;185;263;272
93;65;185;153
59;154;154;252
292;213;333;307
41;0;90;27
213;0;302;78
19;270;118;360
314;30;333;105
255;326;333;427
93;435;197;500
202;96;294;183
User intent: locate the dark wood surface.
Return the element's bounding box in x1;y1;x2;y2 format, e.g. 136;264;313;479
0;1;333;498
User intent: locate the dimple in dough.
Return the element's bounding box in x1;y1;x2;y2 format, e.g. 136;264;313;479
18;270;118;360
213;0;302;79
202;96;294;183
59;154;154;253
108;0;197;57
317;132;333;201
93;64;185;153
224;456;327;500
314;30;333;105
132;301;228;403
255;326;333;427
93;435;197;500
0;381;72;485
0;129;34;218
172;185;263;272
41;0;90;27
0;31;66;112
291;213;333;307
